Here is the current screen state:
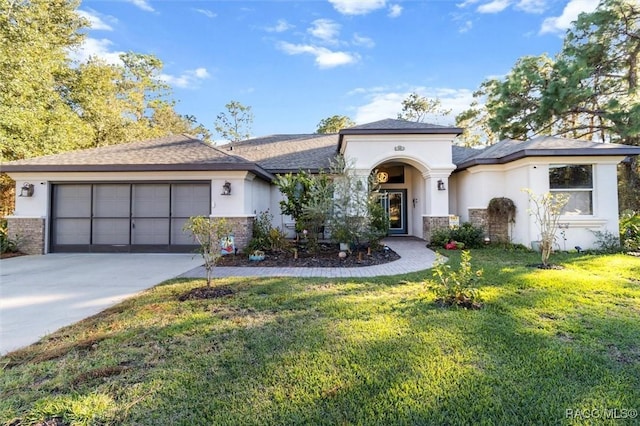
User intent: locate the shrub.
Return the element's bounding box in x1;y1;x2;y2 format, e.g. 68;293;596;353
591;229;622;253
246;210;289;253
0;219;19;254
427;250;483;309
429;222;484;249
620;210;640;251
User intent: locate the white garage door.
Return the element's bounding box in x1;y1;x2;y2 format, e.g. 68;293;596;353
51;182;210;252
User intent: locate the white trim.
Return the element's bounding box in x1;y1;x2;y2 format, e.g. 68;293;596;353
5;215;46;219
557;218;607;228
209;214;256;218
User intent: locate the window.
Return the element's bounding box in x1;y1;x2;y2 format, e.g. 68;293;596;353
549;165;593;215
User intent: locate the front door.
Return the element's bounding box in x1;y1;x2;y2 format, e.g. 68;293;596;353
380;189;407;235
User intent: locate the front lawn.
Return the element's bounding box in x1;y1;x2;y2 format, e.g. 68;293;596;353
1;250;639;425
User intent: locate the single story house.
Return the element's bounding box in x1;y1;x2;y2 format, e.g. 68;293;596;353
3;118;640;254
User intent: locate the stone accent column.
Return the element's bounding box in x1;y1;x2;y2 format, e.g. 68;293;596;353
224;216;254;250
6;217;46;255
422;216;449;243
469;208;488;235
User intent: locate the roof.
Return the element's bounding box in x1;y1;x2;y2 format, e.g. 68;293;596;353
1;134;274;180
455;136;640;171
221;133;339;173
338;118;463;152
4;124;640;178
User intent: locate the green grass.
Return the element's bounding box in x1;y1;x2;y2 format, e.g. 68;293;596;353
1;249;639;425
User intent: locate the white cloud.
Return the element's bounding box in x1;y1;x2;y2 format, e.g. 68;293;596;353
69;38;124;65
308;19;341;43
459;20;473;33
515;0;547;14
329;0;387;15
388;4;403;18
278;42;359;69
158;67;210;89
540;0;599;34
126;0;154;12
266;19;294;33
194;8;216;18
352;33;375;48
459;0;548;14
77;10;115;31
351;87;474;125
477;0;511;14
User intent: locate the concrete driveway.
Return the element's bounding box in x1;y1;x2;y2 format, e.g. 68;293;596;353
0;253;203;355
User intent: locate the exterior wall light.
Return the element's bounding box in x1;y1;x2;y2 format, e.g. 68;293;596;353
20;182;34;197
221;181;231;195
437;179;446;191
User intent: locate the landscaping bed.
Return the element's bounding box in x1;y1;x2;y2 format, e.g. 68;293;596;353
218;242;400;268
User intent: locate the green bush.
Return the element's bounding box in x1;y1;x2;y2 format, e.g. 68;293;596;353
246;210;290;253
429;222;484;249
620;210;640;250
427;250;483;308
0;219;19;254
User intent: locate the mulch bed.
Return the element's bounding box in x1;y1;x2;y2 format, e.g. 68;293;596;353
217;242;400;268
179;286;235;301
0;251;25;259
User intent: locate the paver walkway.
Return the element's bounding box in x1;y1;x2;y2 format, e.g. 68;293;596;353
180;237;437;278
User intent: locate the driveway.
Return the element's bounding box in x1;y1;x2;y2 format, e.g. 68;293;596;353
0;253;203;355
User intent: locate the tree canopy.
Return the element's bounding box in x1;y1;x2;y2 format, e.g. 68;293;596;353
316;115;356;133
397;92;451;123
214;101;253;143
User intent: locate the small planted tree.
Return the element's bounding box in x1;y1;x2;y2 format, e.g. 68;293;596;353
183;216;232;287
523;189;569;267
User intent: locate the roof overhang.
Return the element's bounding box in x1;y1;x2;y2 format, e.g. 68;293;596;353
1;163;275;182
454;147;640;172
338;127;464;152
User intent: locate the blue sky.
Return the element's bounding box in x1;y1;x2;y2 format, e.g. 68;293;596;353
75;0;600;138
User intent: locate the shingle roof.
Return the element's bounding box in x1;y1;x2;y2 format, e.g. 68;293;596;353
1;134;273;179
224;133;339;172
346;118;462;132
455;136;640;171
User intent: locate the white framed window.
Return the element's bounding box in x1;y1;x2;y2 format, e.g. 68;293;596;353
549;164;593;215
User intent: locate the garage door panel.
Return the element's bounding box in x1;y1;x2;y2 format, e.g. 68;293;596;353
133;219;169;245
133;184;170;217
172;184;210;217
92;218;129;245
55;219;91;245
94;184;130;218
54;185;91;217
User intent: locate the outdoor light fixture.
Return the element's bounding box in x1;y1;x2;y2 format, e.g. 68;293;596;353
437;179;446;191
221;181;231;195
19;182;34;197
376;171;389;183
412;198;418;208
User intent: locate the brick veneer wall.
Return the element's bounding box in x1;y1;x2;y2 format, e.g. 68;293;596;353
225;216;254;250
7;217;45;255
469;207;510;243
422;216;449;243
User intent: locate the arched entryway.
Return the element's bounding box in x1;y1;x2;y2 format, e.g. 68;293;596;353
372;160;426;237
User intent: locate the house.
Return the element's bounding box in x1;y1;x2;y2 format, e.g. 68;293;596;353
3;119;640;255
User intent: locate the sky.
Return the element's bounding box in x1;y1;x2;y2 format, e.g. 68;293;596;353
75;0;601;138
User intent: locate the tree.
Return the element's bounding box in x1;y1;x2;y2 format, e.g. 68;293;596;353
0;0;92;162
523;189;569;268
397;92;451;123
214;100;253;142
183;216;232;287
457;0;640;209
316;115;355;133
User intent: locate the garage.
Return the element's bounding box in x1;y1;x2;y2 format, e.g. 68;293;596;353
51;182;210;253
